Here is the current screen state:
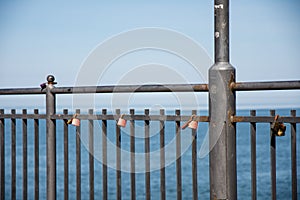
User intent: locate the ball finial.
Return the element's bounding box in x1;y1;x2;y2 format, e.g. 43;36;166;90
47;75;55;83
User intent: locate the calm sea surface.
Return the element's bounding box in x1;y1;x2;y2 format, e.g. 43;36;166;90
3;108;300;199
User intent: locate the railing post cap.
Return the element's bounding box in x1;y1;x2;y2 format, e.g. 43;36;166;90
47;75;55;83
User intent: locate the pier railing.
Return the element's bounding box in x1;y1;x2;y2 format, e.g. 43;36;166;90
0;79;300;200
1;0;300;199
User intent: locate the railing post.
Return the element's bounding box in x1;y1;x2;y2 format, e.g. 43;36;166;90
209;0;237;199
46;75;57;200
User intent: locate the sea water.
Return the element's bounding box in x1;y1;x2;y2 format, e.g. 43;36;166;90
3;108;300;199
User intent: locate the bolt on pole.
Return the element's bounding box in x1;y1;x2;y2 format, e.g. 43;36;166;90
46;75;57;200
209;0;237;199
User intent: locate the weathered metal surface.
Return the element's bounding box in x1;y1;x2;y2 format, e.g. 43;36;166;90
0;109;4;200
22;109;28;200
250;110;257;200
231;116;300;123
231;80;300;91
191;110;198;200
290;110;297;200
176;110;182;200
46;78;56;200
209;0;237;199
270;110;276;200
160;109;166;200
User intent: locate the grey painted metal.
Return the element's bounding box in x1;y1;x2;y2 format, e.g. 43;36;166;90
160;109;166;200
63;109;69;200
102;109;108;200
191;110;198;200
75;109;81;200
52;84;208;94
232;116;300;123
1;80;300;95
34;109;39;200
89;109;94;200
130;109;136;200
270;110;276;200
214;0;229;63
209;0;237;199
116;109;122;200
22;109;28;200
175;110;182;200
46;78;57;200
11;109;16;200
33;109;40;200
250;110;257;200
290;110;297;200
232;80;300;91
145;109;151;200
0;109;4;200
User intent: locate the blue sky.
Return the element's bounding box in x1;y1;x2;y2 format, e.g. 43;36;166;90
0;0;299;109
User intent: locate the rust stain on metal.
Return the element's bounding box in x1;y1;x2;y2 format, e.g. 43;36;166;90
193;84;209;91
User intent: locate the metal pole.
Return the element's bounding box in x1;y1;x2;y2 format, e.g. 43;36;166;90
209;0;237;199
46;75;56;200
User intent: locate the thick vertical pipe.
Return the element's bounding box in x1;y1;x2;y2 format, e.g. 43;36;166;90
250;110;257;200
209;0;236;199
270;110;276;200
0;109;5;200
46;75;56;200
214;0;229;63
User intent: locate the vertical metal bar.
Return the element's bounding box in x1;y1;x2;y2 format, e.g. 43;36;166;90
145;109;151;200
63;109;68;200
34;109;39;200
250;110;257;200
22;109;28;200
0;109;5;200
191;110;198;200
46;76;56;200
116;109;122;200
290;110;297;200
209;0;236;199
102;109;107;200
160;109;166;200
175;109;182;200
11;109;16;200
89;109;94;200
76;109;81;200
130;109;136;200
270;110;276;200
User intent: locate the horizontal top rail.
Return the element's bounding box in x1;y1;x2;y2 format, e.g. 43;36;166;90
0;80;300;95
231;80;300;91
0;84;208;95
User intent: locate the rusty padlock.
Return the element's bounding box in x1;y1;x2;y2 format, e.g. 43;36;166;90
271;115;286;136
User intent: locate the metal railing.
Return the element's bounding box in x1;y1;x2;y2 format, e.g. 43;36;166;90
0;80;299;200
1;0;300;199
